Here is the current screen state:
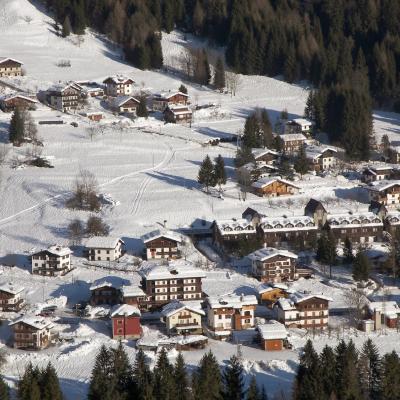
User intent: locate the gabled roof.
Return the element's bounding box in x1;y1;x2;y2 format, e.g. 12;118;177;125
9;316;53;330
252;177;300;190
304;198;327;215
103;76;134;85
327;212;382;227
120;285;145;297
258;283;289;294
48;82;80;94
165;105;192;116
363;165;393;175
292;118;313;127
367;301;399;315
0;57;23;66
90;278;119;291
141;229;182;244
33;245;72;257
367;180;400;192
290;292;332;304
161;300;205;318
139;262;206;280
154;91;188;100
214;218;257;236
260;215;316;232
111;95;140;108
85;236;124;249
111;304;141;317
0;282;24;295
257;321;288;340
248;247;297;262
305;145;337;160
207;293;258;309
0;93;38;103
252;148;279;159
279;133;307;142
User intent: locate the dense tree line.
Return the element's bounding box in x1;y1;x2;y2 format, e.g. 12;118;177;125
293;338;400;400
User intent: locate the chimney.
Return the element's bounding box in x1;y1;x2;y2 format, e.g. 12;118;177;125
163;220;167;228
373;309;381;331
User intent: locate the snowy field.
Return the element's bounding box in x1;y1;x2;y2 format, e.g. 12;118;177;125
0;0;400;398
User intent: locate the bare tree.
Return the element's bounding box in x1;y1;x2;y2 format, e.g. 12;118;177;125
179;49;193;79
225;71;241;97
67;169;100;211
68;218;84;245
86;125;98;141
23;110;38;141
343;288;367;328
86;215;109;236
0;145;8;166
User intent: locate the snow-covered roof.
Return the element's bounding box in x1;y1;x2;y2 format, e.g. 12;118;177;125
248;247;297;262
139;263;206;280
292;118;312;127
154;91;188;100
257;321;288;340
9;316;53;330
48;82;79;93
367;180;400;192
34;245;72;257
258;283;289;295
111;304;141;317
386;212;400;225
214;218;256;236
141;229;182;244
327;212;382;228
279;134;307;142
252;177;300;190
363;166;393;175
161;300;205;318
0;57;23;65
207;293;258;309
111;95;139;108
85;236;124;249
290;292;332;304
166;105;192;115
121;285;145;297
0;282;24;295
260;216;316;232
305;145;337;160
0;93;38;103
367;301;399;315
252;148;279;159
103;75;134;84
276;297;296;311
90;278;119;291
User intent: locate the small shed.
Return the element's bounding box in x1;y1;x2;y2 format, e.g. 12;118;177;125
257;321;288;351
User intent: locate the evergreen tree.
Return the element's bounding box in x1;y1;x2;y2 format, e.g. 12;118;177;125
112;342;135;399
214;154;227;190
380;351;400;400
223;355;244;400
163;0;174;33
0;375;9;400
133;349;153;400
214;57;226;90
246;376;259;400
359;339;381;400
320;345;337;399
304;90;315;122
198;155;216;192
343;237;354;264
294;145;310;178
9;107;25;145
17;363;41;400
62;15;72;37
242;113;260;148
174;352;190;400
192;351;223;400
71;0;86;34
137;96;149;118
153;348;175;400
352;251;371;282
148;34;163;69
179;84;188;94
40;363;63;400
259;109;273;148
203;49;211;85
316;232;337;266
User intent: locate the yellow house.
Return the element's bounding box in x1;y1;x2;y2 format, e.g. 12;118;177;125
258;283;290;307
161;301;205;335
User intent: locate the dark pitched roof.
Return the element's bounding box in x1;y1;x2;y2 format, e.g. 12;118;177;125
304;199;327;216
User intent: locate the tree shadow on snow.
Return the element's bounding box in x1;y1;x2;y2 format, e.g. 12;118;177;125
146;171;199;190
333;187;369;204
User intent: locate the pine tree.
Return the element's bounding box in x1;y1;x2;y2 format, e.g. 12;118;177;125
203;49;211;85
148;34;163;69
0;375;9;400
179;84;188;94
62;15;71;37
223;355;244;400
153;348;175;400
214;154;227;190
259;109;273;148
9;107;25;145
214;57;226;90
133;349;154;400
112;342;135;399
163;0;174;33
304;90;315;121
192;351;223;400
40;363;63;400
320;345;337;399
352;251;371;282
137;96;149;118
343;237;354;264
174;352;190;400
294;145;310;178
242;113;260;148
71;0;86;35
198;155;216;193
380;351;400;400
316;232;337;266
246;376;259;400
359;339;381;400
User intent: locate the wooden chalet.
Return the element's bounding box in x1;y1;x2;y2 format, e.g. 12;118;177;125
305;145;337;172
111;304;142;340
304;198;328;227
384;212;400;237
31;245;72;276
152;91;189;111
110;95;140;114
213;218;257;252
121;285;146;307
141;230;182;260
259;215;318;249
247;247;298;283
286;118;313;135
103;76;134;97
326;212;383;245
362;166;393;183
252;177;300;197
85;87;104;97
163;105;192;124
89;279;121;306
9;316;53;350
278;134;307;154
252;148;280;164
206;294;258;339
0;283;25;312
0;93;37;112
161;301;205;335
257;283;290;307
47;83;80;112
257;321;288;351
85;237;125;262
0;57;23;77
139;263;206;309
82;111;103;122
367;180;400;208
275;293;331;329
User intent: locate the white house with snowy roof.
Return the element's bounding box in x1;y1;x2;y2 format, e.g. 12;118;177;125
278;133;307;154
103;75;134;96
141;229;182;260
85;236;125;262
305;145;337;171
367;180;400;208
0;57;23;77
161;300;205;335
31;245;72;276
0;282;25;312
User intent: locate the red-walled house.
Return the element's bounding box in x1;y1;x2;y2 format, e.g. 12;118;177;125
111;304;142;340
